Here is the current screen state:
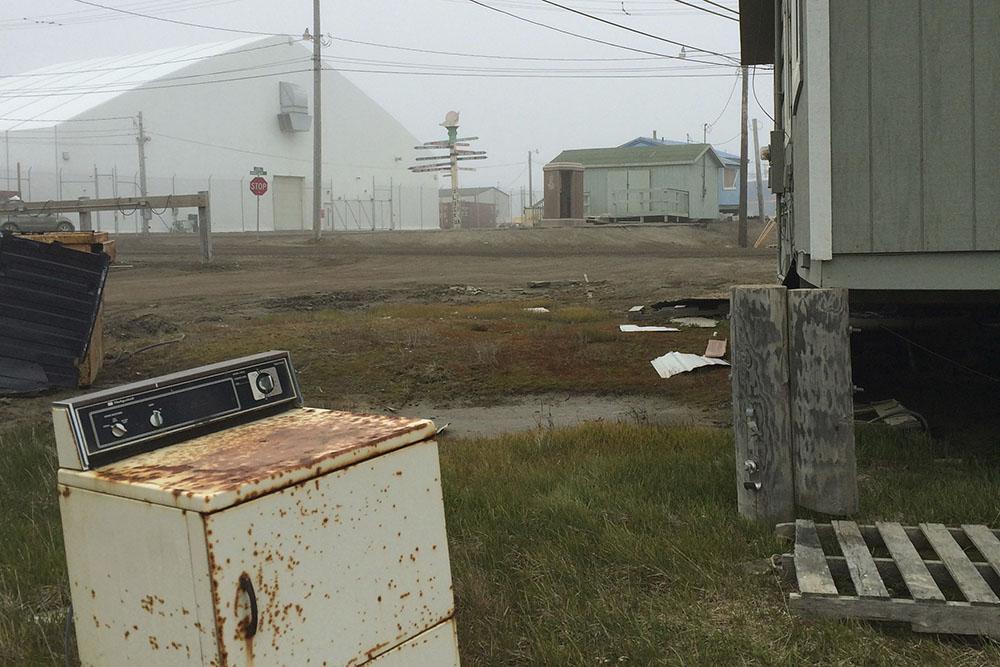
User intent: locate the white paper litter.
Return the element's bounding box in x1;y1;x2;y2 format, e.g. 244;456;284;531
628;305;644;312
670;316;719;328
650;352;730;379
524;307;550;313
619;324;680;333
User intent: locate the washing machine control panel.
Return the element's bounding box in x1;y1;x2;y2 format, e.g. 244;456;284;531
53;351;302;469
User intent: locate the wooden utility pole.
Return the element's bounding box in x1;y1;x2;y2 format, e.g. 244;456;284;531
311;0;323;241
752;118;765;220
738;66;749;247
136;111;151;234
449;126;460;229
527;150;533;217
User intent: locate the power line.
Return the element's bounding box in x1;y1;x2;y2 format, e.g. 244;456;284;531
698;0;740;16
670;0;738;21
706;69;741;128
331;35;666;63
322;54;729;74
0;62;739;100
464;0;730;66
65;0;292;36
0;58;310;95
0;41;295;79
536;0;738;59
1;0;243;29
751;65;775;124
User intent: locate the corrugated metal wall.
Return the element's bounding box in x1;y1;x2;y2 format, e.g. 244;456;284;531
0;234;109;392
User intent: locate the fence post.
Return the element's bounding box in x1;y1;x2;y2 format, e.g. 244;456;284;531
198;190;212;262
78;197;92;232
731;284;795;524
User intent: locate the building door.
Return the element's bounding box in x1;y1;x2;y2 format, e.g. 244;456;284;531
626;169;651;214
272;175;305;231
607;170;627;217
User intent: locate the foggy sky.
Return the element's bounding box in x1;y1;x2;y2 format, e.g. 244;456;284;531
2;0;774;197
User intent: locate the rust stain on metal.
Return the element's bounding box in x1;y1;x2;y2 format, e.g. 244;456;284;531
91;409;433;505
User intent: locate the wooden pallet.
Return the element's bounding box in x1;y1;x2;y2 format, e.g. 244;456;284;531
781;519;1000;637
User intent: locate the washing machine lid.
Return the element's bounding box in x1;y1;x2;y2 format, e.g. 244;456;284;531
57;408;436;512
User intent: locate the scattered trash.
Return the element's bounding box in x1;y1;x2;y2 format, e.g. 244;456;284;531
629;297;730;322
584;273;593;300
650;352;730;379
854;399;927;430
619;324;679;333
436;422;451;435
449;285;483;295
524;307;551;314
628;305;644;313
704;339;728;358
670;316;719;328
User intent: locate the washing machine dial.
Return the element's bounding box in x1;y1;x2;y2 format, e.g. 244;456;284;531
149;410;164;428
255;372;275;395
111;422;128;438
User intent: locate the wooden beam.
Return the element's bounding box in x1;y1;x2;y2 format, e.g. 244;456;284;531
0;193;207;214
794;519;838;596
788;288;858;514
731;284;795;523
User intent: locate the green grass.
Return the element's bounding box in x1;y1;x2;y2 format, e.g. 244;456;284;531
0;423;70;666
102;301;729;409
3;421;1000;665
443;424;1000;666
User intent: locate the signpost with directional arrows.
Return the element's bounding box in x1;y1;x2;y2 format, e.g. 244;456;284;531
410;111;487;230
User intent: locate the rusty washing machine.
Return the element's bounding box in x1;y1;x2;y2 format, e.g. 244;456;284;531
53;351;460;666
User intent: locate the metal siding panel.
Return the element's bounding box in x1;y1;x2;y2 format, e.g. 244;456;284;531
583;168;605;216
368;620;460;665
921;1;976;251
973;0;1000;250
59;486;212;666
204;441;455;666
870;1;923;252
792;85;811;254
829;0;872;253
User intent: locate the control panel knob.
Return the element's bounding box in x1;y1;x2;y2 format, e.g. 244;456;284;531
149;410;164;428
111;422;128;438
255;372;275;395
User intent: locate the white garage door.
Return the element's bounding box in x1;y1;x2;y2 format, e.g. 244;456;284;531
272;175;305;231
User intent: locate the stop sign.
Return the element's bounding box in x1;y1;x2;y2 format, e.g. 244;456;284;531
249;176;268;197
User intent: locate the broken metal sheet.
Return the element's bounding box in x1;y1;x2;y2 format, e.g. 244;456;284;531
0;234;110;394
705;338;728;358
670;316;719;328
619;324;680;332
0;357;49;394
650;352;730;379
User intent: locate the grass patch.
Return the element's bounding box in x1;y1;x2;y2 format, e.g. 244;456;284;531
103;301;730;409
441;423;1000;665
0;424;69;666
4;420;999;664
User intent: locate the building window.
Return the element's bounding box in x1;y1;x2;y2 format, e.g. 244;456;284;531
723;167;739;190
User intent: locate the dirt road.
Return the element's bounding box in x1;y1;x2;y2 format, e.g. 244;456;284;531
108;224;776;318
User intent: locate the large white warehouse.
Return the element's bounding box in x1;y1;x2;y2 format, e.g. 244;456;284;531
0;36;439;232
